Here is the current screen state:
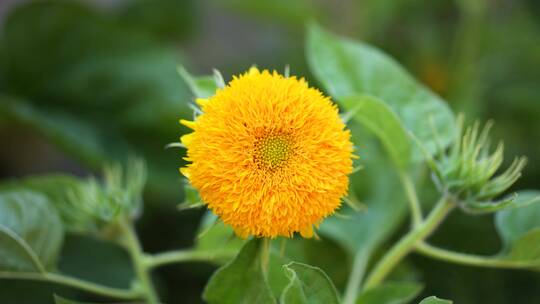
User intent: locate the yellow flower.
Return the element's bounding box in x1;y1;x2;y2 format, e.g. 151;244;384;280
180;68;354;238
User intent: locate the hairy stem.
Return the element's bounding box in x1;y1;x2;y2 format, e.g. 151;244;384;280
416;242;540;269
343;249;369;304
147;250;233;270
260;238;271;275
0;272;140;299
363;196;455;289
119;219;160;304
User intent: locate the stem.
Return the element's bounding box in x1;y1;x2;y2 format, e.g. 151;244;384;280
416;242;540;269
363;196;455;290
343;250;369;304
399;171;423;227
119;219;160;304
147;250;234;270
260;238;271;275
0;272;140;299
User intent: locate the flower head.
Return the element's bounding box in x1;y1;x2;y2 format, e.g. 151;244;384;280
429;116;527;213
180;68;354;238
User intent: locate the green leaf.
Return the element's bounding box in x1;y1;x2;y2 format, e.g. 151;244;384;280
280;262;340;304
418;296;453;304
495;191;540;249
319;134;408;257
177;182;204;211
0;174;94;233
356;282;423;304
341;94;412;169
306;23;456;158
0;191;64;272
195;212;245;264
203;238;276;304
178;66;219;99
494;191;540;266
506;228;540;262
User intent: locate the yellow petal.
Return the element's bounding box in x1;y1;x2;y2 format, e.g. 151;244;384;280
180;133;194;146
179;167;190;178
180;119;197;129
195;98;209;107
248;66;259;75
299;225;314;238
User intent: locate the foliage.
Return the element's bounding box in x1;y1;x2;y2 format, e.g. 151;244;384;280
0;0;539;303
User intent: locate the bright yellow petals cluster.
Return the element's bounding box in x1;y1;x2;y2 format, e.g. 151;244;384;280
180;68;354;238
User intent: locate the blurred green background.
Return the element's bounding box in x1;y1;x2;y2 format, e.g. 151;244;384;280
0;0;539;303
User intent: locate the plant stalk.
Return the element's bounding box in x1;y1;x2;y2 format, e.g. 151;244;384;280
343;249;369;304
416;242;540;269
0;271;141;300
363;196;455;290
147;250;233;270
399;171;423;227
119;219;160;304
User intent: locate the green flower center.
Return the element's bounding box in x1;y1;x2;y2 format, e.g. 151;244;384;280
255;135;293;170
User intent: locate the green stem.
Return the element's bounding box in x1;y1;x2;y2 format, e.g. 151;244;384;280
0;272;140;300
399;171;423;227
363;196;455;290
343;250;369;304
416;242;540;269
260;238;271;275
147;250;234;270
119;219;160;304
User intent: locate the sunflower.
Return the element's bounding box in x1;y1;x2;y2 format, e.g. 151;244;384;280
180;68;354;238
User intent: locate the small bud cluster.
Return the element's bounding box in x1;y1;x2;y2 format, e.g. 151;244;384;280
429;116;526;213
64;157;147;232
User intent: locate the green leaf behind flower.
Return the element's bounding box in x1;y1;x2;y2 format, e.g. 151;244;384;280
340;95;412;169
306;23;456;164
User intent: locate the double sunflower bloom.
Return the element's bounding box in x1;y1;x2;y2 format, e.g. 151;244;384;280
180;68;354;238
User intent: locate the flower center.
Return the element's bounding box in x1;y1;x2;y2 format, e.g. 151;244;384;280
255;134;293;170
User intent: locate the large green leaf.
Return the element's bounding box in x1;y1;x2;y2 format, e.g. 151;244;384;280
0;191;64;272
341;95;412;169
306;23;456;158
494;191;540;266
506;228;540;262
203;238;276;304
319;129;408;256
280;262;340;304
495;190;540;249
356;282;423;304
